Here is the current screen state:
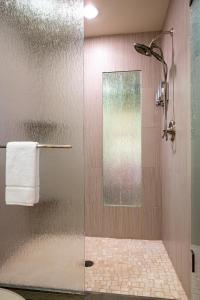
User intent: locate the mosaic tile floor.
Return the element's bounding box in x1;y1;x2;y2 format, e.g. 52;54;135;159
85;237;188;300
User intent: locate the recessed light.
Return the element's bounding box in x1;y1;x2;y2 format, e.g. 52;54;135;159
84;4;99;20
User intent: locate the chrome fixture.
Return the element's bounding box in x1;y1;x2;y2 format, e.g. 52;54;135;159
0;144;72;149
163;120;176;142
156;81;169;107
134;29;174;141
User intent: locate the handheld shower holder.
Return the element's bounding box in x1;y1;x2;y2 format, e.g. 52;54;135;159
156;81;169;107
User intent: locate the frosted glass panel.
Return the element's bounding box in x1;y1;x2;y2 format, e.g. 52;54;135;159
0;0;84;292
103;71;141;207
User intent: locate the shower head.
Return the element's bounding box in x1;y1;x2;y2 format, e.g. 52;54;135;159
133;43;152;57
134;41;168;81
134;42;165;62
134;29;173;64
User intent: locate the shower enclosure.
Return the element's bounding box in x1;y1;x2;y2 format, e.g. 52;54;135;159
0;0;85;293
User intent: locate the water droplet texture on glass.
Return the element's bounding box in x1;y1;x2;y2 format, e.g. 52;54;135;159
103;71;142;207
0;0;84;291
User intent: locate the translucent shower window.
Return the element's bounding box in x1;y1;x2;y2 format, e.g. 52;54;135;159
103;71;141;206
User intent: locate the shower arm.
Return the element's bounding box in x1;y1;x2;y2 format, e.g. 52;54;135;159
149;29;173;81
149;29;174;48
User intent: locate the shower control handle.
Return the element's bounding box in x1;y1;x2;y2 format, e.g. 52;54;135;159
162;120;176;142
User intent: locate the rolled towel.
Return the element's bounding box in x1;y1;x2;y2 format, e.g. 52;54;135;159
5;142;39;206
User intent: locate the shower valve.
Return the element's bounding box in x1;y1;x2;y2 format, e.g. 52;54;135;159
162;120;176;142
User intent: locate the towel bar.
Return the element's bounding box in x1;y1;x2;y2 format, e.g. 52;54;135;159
0;144;72;149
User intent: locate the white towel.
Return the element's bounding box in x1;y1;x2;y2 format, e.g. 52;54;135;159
5;142;40;206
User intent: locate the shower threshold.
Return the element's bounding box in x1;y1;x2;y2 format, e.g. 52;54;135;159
2;288;174;300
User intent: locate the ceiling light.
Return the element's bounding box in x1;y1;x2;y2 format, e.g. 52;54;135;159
84;4;99;20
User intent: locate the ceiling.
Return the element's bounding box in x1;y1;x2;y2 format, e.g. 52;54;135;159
84;0;170;38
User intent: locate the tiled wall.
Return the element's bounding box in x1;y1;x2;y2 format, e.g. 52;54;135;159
84;33;162;239
161;0;191;297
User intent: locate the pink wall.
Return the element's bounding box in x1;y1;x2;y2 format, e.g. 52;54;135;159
84;33;162;239
161;0;191;296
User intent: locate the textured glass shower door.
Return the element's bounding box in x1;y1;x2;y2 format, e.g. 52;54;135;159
0;0;84;292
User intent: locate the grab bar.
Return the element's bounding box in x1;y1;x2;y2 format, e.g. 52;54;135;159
0;144;72;149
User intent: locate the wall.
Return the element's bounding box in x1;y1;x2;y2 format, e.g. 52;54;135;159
84;33;162;239
161;0;191;296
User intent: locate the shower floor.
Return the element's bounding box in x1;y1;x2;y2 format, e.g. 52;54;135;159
85;237;188;300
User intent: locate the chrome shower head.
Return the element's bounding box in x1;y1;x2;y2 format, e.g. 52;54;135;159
134;42;165;62
134;29;173;63
133;43;152;57
134;41;168;81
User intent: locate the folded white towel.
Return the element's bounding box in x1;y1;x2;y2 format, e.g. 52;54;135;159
5;142;40;206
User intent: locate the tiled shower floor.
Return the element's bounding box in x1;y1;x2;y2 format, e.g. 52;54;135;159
85;237;188;300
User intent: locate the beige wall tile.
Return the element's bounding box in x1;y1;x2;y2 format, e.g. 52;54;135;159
161;0;191;296
84;33;162;240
